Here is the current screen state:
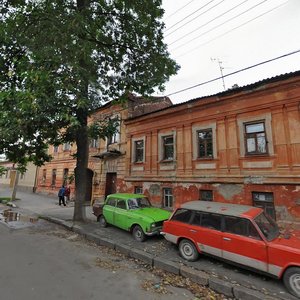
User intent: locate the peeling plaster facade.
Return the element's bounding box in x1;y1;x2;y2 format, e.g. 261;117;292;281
124;71;300;224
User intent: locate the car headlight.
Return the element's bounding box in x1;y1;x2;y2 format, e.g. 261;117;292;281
151;223;156;228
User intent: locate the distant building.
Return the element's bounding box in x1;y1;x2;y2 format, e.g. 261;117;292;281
0;161;38;192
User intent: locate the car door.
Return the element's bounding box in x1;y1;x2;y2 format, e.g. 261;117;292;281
113;199;130;230
103;197;116;225
222;216;268;272
193;212;223;257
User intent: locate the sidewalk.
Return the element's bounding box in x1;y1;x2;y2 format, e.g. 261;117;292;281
0;187;297;300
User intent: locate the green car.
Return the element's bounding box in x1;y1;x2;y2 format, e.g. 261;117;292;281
92;193;171;242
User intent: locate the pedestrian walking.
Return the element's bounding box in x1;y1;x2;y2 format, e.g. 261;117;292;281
58;186;66;206
64;186;71;204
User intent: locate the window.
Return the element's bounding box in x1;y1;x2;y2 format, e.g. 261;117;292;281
107;120;120;145
20;172;25;180
107;198;116;207
252;192;276;220
200;213;221;230
51;169;56;187
63;168;69;186
134;140;144;162
197;129;213;158
42;169;46;184
200;190;213;201
163;135;174;160
163;188;173;208
63;143;71;151
134;186;143;194
90;138;99;149
224;216;261;239
171;209;193;223
116;199;126;209
53;146;59;153
244;122;267;155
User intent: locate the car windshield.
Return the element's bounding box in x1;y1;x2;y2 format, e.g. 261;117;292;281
128;197;151;209
254;212;280;241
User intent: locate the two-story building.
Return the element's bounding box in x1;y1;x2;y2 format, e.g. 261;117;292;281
35;94;172;203
124;71;300;224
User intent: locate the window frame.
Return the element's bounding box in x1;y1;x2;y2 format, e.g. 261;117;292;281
63;143;71;151
197;128;213;158
252;191;276;220
107;116;121;146
90;138;99;149
51;169;57;187
134;186;143;194
134;140;144;163
192;123;217;160
237;114;274;158
162;135;174;161
200;189;213;201
63;168;69;186
244;121;268;155
163;188;173;208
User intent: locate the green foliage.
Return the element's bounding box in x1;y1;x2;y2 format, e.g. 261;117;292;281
0;0;179;220
0;0;178;169
0;166;7;176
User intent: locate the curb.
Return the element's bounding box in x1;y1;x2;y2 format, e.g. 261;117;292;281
41;215;281;300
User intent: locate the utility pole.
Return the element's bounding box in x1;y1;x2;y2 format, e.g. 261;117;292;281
211;57;226;90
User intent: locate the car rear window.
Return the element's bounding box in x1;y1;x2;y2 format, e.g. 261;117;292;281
171;209;193;223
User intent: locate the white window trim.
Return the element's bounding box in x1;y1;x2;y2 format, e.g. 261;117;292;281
158;131;176;162
238;113;274;157
192;123;217;160
131;136;146;163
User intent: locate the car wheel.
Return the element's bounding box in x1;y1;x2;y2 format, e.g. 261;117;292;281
179;239;199;261
283;267;300;298
132;225;146;242
98;215;107;228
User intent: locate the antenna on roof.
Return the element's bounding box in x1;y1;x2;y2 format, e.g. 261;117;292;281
211;57;226;91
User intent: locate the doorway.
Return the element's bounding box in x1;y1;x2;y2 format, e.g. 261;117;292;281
105;172;117;198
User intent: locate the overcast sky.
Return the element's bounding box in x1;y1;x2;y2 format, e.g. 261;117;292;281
159;0;300;104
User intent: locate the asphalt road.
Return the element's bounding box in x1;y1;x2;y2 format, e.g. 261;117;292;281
0;187;298;300
0;220;224;300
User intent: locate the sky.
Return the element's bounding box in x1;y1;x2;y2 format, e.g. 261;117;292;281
159;0;300;104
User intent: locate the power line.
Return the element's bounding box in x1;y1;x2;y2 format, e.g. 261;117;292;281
175;1;287;59
166;49;300;97
164;0;197;21
170;0;269;52
164;0;216;33
168;0;249;46
165;0;225;38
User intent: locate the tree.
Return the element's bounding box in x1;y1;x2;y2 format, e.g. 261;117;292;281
0;0;179;222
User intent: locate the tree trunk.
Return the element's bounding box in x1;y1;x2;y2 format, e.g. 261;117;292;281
73;109;89;222
73;0;91;222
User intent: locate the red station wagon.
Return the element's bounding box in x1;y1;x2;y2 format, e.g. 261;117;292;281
161;201;300;298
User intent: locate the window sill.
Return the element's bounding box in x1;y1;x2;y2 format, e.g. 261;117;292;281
194;157;215;161
160;159;175;164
